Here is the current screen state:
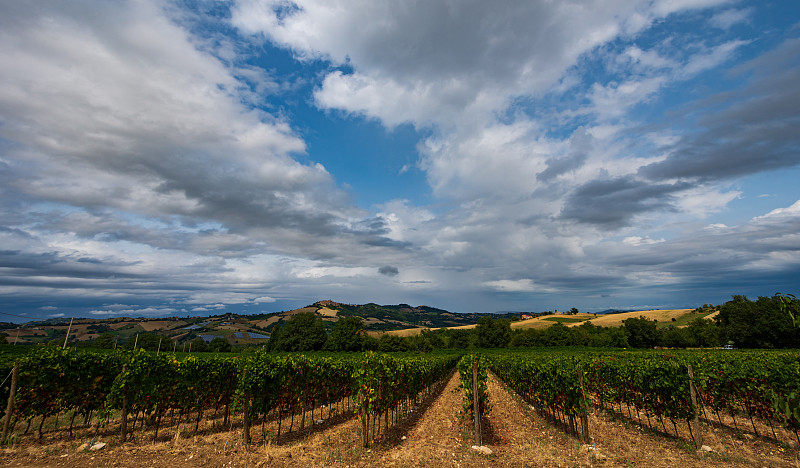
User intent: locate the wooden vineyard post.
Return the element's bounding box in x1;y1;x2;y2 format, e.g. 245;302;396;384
359;388;368;449
62;317;73;349
120;365;128;443
242;397;250;444
579;370;590;443
361;413;368;448
2;364;19;443
687;365;703;450
241;369;250;444
473;358;482;446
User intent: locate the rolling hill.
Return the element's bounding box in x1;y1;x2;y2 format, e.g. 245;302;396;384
1;301;710;346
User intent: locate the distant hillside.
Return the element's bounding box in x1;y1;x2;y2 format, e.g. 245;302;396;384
258;300;496;332
595;309;637;315
1;302;709;346
1;300;523;345
385;308;711;337
1;313;274;347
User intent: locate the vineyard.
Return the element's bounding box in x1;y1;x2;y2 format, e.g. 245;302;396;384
487;349;800;446
2;346;800;466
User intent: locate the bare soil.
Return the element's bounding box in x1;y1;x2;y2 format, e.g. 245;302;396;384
2;371;798;467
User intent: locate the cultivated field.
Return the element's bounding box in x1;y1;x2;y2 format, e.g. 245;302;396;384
578;309;695;327
1;366;795;467
383;308;704;337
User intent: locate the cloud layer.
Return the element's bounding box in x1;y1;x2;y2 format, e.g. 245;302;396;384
1;0;798;319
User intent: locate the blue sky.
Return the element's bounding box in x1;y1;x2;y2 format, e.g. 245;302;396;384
1;0;799;322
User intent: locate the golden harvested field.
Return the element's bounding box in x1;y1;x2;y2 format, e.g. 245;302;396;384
318;307;338;317
576;309;694;327
380;309;703;337
384;327;430;337
248;316;283;329
511;313;596;330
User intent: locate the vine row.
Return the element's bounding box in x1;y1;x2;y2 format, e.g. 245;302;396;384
1;348;458;446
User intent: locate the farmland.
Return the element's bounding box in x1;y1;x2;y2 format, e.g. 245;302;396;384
0;300;735;354
1;346;800;466
383;308;707;336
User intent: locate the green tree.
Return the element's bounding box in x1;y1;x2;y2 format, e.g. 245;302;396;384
685;317;723;347
409;332;434;352
661;326;694;348
598;326;629;348
422;329;445;349
0;334;7;345
442;328;472;349
717;295;800;348
269;312;328;351
510;328;542;347
475;316;511;348
377;334;411;352
540;322;576;346
189;337;208;352
266;324;285;351
362;334;379;351
623;316;660;348
777;293;800;327
208;336;231;353
325;316;366;352
572;322;593;346
124;333;171;351
93;332;115;349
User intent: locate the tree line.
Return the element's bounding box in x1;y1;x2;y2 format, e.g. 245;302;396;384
267;294;800;351
20;293;799;352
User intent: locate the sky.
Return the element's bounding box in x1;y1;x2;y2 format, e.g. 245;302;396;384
1;0;799;322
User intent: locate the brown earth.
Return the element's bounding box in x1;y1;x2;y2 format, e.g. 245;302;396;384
2;370;798;467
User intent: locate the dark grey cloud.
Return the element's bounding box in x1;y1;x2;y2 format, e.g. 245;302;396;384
378;265;399;276
560;176;688;228
537;128;591;182
359;236;413;249
537;153;589;182
583;210;800;299
639;38;800;182
0;250;143;293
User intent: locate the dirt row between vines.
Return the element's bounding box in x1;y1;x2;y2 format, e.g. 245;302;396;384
2;370;799;467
